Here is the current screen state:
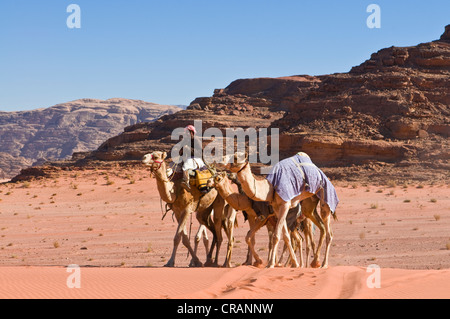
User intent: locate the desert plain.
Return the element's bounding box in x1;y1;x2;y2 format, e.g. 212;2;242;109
0;167;449;299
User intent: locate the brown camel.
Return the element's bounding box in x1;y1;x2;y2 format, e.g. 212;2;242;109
142;151;229;267
220;152;336;268
207;171;275;267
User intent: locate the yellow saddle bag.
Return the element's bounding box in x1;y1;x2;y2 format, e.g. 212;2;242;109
192;169;212;190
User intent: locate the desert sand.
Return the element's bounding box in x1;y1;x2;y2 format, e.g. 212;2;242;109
0;167;449;299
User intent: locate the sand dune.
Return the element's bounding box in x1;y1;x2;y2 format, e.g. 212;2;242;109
0;265;449;299
0;168;449;299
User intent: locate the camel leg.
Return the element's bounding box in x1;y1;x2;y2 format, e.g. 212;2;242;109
320;203;333;269
191;225;202;267
300;197;324;268
291;229;304;268
268;199;298;268
194;208;215;266
205;236;217;266
278;230;299;267
243;216;256;265
266;220;275;257
181;224;203;267
223;206;237;268
204;211;217;267
278;242;287;266
190;224;209;267
166;210;202;267
281;221;299;268
212;196;226;267
303;219;315;268
201;225;210;257
309;207;326;269
245;217;267;267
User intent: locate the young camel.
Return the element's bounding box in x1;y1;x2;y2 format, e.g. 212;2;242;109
221;152;338;268
142;151;229;267
207;171;274;267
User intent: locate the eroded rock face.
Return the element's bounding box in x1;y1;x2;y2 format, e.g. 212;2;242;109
0;98;181;177
440;24;450;41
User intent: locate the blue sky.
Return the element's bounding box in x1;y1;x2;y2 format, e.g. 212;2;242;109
0;0;448;111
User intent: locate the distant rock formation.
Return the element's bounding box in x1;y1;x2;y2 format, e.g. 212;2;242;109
0;98;181;177
12;25;450;183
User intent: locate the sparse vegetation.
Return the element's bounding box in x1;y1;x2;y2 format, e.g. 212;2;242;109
430;198;437;203
370;203;378;209
434;214;441;221
404;199;411;203
387;180;396;188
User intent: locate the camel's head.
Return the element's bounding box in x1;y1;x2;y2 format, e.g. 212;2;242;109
142;151;167;172
206;171;230;191
216;152;248;173
205;168;226;188
214;171;227;184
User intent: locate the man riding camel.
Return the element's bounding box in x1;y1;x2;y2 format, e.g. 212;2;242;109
180;125;205;190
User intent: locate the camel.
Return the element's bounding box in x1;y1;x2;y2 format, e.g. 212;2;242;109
207;171;274;267
142;151;231;267
208;171;317;268
220;152;337;268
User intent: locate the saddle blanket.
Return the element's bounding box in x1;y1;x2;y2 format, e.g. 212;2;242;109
266;153;339;213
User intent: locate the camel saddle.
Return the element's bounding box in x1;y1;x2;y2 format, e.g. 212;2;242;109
189;168;213;193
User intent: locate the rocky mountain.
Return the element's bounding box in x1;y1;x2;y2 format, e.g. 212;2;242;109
0;98;181;178
12;25;450;184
